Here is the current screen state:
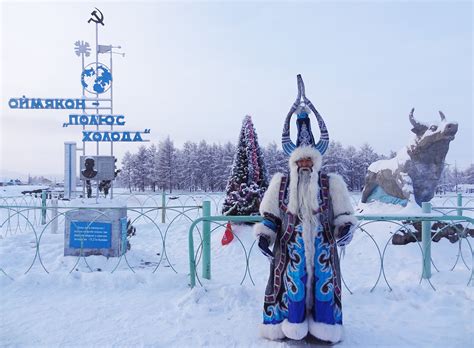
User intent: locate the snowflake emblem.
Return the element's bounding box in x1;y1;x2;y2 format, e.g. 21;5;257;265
74;40;91;57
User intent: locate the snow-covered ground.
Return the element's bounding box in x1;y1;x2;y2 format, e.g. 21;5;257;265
0;187;472;347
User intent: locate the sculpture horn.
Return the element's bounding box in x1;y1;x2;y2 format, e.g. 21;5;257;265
439;111;446;121
408;108;421;128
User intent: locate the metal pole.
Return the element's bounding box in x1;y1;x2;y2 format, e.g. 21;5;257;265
457;193;463;216
41;190;47;225
422;202;432;279
110;49;114;199
95;22;99;157
51;197;58;234
110;49;113;157
64;142;76;200
202;200;211;280
161;190;166;223
82;53;86;199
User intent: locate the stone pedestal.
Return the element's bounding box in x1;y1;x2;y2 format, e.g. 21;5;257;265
64;199;127;257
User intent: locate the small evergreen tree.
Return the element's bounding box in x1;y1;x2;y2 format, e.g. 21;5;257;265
322;141;347;175
157;136;177;193
147;144;159;192
263;142;288;178
132;146;151;192
222;115;268;216
463;164;474;184
118;151;134;192
181;141;199;191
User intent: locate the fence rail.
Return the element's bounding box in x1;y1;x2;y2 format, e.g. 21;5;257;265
1;192;473;292
188;201;473;290
0;202;202;278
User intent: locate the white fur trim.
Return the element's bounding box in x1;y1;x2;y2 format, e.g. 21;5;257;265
259;322;285;340
287;146;322;215
308;317;344;343
253;223;277;246
281;318;309;340
288;146;323;171
333;214;358;229
259;173;284;218
328;173;355;219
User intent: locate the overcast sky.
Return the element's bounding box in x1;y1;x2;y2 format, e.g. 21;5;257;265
1;1;472;180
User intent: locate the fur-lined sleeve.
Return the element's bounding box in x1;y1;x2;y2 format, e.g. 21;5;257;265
328;173;358;232
254;173;283;246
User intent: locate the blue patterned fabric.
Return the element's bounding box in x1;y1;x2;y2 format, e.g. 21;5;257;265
263;301;288;325
285;226;307;324
313;226;342;325
262;222;343;326
296;114;316;148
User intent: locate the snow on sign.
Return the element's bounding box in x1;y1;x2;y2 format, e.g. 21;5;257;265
69;221;112;249
80;156;115;181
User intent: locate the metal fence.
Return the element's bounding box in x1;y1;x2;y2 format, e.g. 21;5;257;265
1;192;473;292
114;191;226;216
0;197;203;278
188;199;474;291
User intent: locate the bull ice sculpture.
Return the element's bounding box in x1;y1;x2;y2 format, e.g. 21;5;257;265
361;108;458;207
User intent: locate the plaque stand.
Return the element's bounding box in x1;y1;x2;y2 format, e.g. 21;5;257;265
64;198;127;257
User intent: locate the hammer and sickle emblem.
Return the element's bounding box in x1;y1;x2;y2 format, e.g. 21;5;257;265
88;8;104;26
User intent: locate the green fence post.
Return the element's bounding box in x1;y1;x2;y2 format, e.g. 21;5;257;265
41;190;47;225
422;202;432;279
457;193;463;216
161;190;166;223
189;227;196;288
470;250;474;287
202;200;211;280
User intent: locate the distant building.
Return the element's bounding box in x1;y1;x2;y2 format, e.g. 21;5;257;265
6;179;23;185
28;176;53;185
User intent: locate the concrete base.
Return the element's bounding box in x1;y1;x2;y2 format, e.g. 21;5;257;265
64;199;127;257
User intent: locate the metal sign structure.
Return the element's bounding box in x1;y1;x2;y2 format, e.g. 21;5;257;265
80;156;116;181
7;8;152;200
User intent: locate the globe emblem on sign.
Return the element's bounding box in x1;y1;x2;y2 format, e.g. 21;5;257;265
81;63;112;94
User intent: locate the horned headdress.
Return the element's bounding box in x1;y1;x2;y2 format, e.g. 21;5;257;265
281;74;329;156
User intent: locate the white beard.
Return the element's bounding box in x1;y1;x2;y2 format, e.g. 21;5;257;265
296;168;317;314
297;169;317;225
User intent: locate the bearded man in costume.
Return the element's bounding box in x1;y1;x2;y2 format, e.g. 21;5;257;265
254;75;357;343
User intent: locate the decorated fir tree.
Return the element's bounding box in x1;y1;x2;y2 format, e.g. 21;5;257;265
222;115;268;216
